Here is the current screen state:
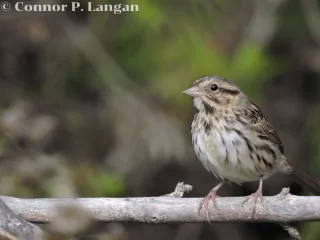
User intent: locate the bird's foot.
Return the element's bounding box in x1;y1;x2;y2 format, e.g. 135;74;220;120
198;189;220;224
242;187;263;217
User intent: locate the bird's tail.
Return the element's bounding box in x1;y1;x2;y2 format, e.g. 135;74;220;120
285;160;320;195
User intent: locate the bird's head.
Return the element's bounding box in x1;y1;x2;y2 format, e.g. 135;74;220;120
183;76;245;113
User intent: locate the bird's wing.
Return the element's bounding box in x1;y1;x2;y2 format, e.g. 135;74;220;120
237;101;284;154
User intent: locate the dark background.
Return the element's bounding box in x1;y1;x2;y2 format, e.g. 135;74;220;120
0;0;320;239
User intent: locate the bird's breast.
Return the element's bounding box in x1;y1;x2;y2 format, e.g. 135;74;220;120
191;116;282;183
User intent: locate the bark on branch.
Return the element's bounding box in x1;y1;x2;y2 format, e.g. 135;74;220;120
1;187;319;224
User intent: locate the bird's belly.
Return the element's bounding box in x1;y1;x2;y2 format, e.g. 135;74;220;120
193;128;281;184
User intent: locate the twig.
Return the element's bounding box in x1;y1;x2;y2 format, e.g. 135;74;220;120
163;182;193;198
280;223;301;240
276;188;301;239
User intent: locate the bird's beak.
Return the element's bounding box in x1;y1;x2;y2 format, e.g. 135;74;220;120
182;86;202;97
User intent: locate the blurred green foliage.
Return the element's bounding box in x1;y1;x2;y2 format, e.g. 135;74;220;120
85;0;281;113
75;164;126;197
302;222;320;240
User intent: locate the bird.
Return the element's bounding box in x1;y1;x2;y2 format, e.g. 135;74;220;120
182;75;320;219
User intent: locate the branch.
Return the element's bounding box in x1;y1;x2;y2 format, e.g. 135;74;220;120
1;187;320;224
0;199;43;240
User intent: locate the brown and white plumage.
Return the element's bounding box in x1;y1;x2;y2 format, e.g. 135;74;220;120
183;76;320;218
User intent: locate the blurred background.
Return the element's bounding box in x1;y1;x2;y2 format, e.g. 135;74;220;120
0;0;320;239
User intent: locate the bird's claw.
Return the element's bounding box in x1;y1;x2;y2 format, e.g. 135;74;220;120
198;189;220;224
242;189;264;217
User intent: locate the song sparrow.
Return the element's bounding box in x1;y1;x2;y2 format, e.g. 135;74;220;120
183;76;320;219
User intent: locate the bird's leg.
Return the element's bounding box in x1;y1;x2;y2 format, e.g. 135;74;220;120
198;180;225;223
242;178;263;217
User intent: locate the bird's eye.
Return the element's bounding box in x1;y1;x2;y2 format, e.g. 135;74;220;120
210;84;219;91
